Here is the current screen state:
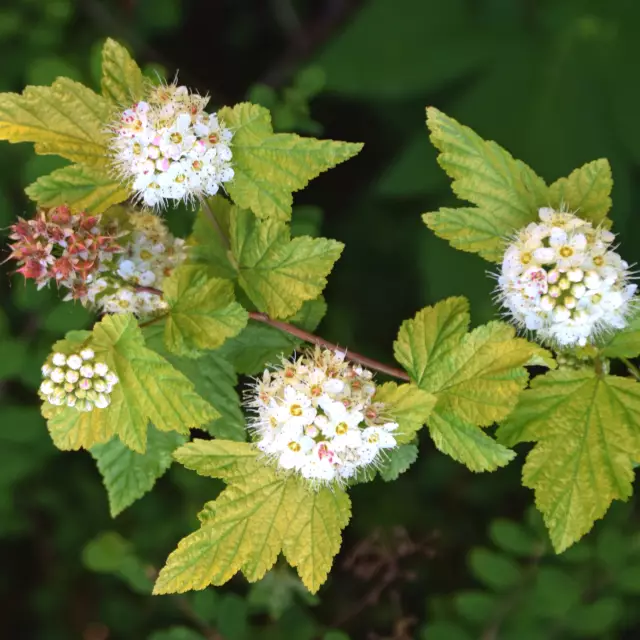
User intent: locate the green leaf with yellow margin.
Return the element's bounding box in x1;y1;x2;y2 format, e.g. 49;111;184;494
25;164;128;214
91;426;187;517
153;440;351;595
163;266;248;357
0;78;113;169
46;314;218;453
423;107;548;263
547;159;613;227
394;297;546;471
231;207;343;318
373;382;436;444
101;38;145;106
496;369;640;552
218;102;363;220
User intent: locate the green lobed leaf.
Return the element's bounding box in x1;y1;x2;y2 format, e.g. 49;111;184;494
547;159;612;227
378;444;419;481
154;440;351;594
394;297;541;471
373;382;436;444
0;78;113;169
163;266;248;357
91;426;187;517
218;102;362;220
497;369;640;552
231;207;343;319
25;163;128;213
101;38;145;106
600;311;640;358
47;315;219;453
143;323;246;442
423;107;548;263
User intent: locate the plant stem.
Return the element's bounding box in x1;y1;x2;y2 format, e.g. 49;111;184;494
621;357;640;382
249;311;410;381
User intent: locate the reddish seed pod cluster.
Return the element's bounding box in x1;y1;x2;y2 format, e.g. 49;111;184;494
7;205;123;300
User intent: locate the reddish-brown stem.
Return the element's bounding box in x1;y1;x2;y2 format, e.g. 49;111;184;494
249;311;410;381
133;287;410;381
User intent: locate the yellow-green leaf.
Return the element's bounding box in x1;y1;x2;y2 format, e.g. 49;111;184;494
163;266;248;357
0;78;113;168
25;163;128;213
154;440;351;594
600;312;640;359
46;400;116;451
101;38;145;106
423;107;548;263
497;369;640;552
219;102;362;220
231;207;343;319
373;382;436;444
547;159;612;227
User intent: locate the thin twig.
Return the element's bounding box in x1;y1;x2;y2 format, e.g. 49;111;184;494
249;311;410;381
621;357;640;382
133;286;410;380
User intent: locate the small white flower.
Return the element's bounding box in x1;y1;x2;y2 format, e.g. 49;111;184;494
66;355;83;370
50;368;65;384
52;353;67;367
80;348;95;361
94;362;109;377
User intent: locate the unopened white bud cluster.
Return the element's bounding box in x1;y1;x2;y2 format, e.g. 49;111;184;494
86;212;187;317
40;349;119;412
110;82;234;208
497;207;637;347
245;348;400;486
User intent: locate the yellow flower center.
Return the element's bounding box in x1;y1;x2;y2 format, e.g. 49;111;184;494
133;142;142;155
269;416;277;428
593;255;604;267
560;246;573;258
521;252;532;264
175;174;186;184
288;441;301;452
368;432;380;444
335;422;348;435
170;132;183;144
140;250;153;261
290;404;303;417
192;160;203;171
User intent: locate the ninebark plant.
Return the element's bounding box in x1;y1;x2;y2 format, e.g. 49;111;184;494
1;39;639;595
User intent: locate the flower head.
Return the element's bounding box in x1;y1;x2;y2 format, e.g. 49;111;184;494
40;350;118;412
245;348;400;487
497;207;637;347
109;81;234;208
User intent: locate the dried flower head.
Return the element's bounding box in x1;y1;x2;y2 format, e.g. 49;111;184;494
109;81;234;208
497;207;637;347
245;348;400;487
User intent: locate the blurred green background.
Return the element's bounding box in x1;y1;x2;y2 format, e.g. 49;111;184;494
2;1;640;638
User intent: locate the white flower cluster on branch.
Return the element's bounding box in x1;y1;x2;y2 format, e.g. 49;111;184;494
497;207;637;347
40;349;118;412
110;82;234;207
245;348;400;486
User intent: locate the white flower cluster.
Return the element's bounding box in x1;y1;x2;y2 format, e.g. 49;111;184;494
497;207;637;347
110;82;234;208
246;348;400;486
40;350;118;412
86;213;187;317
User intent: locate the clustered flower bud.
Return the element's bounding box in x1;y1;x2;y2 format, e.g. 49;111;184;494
245;348;400;486
110;81;234;208
87;212;187;316
7;205;123;300
9;207;187;319
497;207;637;347
40;349;118;412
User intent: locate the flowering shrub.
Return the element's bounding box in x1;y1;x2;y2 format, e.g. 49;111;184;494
2;38;640;596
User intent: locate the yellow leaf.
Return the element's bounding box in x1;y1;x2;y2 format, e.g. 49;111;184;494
101;38;145;106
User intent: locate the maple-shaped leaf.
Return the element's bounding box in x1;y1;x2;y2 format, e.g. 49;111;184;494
153;440;351;595
101;38;145;106
600;311;640;359
218;102;362;220
91;426;187;517
0;78;112;169
25;164;128;214
497;369;640;552
423;107;548;263
547;159;613;227
394;297;545;471
230;206;343;319
46;315;218;453
163;266;248;357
